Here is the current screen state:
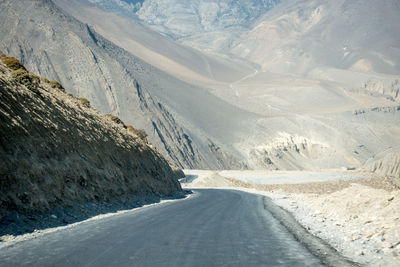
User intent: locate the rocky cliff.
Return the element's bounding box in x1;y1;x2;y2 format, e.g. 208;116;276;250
0;54;183;235
364;148;400;187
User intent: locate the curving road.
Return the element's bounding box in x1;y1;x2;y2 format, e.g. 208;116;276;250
0;189;327;266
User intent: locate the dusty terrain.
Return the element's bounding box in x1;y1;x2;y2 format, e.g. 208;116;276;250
182;170;400;267
0;54;183;237
0;0;398;172
50;0;400;172
0;0;253;170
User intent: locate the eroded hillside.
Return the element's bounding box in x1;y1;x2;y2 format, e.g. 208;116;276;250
49;0;400;172
0;54;183;235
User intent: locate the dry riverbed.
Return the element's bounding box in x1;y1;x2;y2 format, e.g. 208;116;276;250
182;170;400;267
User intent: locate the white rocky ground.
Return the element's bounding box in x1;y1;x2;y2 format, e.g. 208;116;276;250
182;169;400;267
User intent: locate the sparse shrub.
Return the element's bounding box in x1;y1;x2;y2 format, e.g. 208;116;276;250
136;129;148;141
11;69;39;94
106;114;125;126
127;125;148;142
49;80;65;92
40;77;50;83
126;125;135;133
1;57;26;71
0;50;5;58
11;69;29;83
29;73;40;84
78;97;91;108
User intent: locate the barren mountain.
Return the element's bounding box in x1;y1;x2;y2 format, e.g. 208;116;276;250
73;0;400;172
0;0;250;169
55;0;255;86
1;0;399;172
84;0;280;53
232;0;400;76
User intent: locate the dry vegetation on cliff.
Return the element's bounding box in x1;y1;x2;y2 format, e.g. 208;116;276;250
0;54;184;237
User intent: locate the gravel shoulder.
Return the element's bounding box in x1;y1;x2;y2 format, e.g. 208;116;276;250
182;170;400;267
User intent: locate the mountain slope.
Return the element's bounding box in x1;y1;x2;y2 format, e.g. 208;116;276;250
49;0;400;171
84;0;280;53
54;0;255;87
231;0;400;76
2;0;399;171
0;0;250;169
0;54;182;226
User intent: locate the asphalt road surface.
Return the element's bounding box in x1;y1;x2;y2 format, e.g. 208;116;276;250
0;189;326;266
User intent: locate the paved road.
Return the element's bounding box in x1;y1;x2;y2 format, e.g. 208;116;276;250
0;189;325;266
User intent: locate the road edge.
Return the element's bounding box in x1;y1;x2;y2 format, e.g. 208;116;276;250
0;190;195;250
263;196;362;267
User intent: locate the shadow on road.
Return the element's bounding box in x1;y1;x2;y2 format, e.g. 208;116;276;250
0;190;192;240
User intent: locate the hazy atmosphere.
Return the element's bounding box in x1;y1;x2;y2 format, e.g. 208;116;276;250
1;0;399;266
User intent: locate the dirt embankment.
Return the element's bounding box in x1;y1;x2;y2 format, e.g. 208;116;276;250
269;179;400;267
0;54;184;236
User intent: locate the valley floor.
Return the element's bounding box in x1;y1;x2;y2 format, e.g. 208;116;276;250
182;170;400;267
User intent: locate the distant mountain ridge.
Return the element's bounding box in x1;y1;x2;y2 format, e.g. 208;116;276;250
84;0;280;52
87;0;144;16
232;0;400;76
84;0;400;77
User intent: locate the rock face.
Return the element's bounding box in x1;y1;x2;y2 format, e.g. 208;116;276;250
363;79;400;102
134;82;204;169
85;0;280;52
0;55;182;218
364;148;400;187
87;0;144;16
247;133;360;170
136;0;279;49
0;0;246;170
